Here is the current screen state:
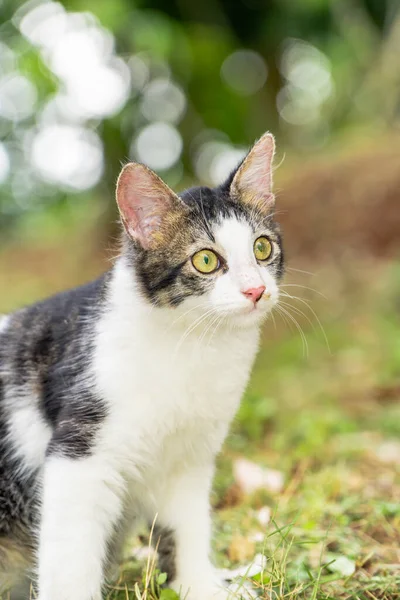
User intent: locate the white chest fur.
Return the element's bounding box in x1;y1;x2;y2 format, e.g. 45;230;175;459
92;262;260;479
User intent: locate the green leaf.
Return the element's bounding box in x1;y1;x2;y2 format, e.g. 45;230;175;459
159;589;180;600
252;571;270;584
157;572;168;585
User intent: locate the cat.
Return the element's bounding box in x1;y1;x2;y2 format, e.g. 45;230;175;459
0;132;284;600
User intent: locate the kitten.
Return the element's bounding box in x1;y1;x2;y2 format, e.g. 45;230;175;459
0;132;284;600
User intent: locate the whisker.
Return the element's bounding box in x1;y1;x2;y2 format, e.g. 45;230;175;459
198;312;221;345
279;300;316;332
286;267;315;276
275;305;309;358
273;306;293;337
280;292;331;354
168;300;210;330
281;283;327;300
273;151;286;172
269;310;277;331
204;314;225;348
173;307;220;356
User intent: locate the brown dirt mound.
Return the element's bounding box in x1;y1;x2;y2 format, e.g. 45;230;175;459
278;141;400;262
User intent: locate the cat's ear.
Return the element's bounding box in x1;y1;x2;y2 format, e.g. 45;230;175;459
116;163;183;250
230;132;275;212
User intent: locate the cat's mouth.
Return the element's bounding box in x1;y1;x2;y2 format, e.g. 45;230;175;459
248;291;272;312
228;294;277;323
244;291;274;312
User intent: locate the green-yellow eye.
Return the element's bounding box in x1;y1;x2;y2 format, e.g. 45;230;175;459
192;249;220;274
254;236;272;261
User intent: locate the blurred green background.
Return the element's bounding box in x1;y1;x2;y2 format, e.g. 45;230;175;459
1;0;400;597
1;0;400;241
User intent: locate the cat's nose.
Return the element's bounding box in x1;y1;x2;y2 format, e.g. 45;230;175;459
242;285;266;304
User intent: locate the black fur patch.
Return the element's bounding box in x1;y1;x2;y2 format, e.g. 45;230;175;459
46;390;106;459
153;525;177;582
0;275;110;559
4;278;109;450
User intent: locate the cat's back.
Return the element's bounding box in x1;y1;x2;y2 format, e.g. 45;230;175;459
0;274;111;467
0;274;110;383
0;273;110;360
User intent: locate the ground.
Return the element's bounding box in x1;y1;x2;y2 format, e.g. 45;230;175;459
0;227;399;600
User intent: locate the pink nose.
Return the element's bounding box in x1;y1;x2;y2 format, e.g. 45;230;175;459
242;285;266;304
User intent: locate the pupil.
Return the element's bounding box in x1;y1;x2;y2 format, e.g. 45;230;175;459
204;255;209;264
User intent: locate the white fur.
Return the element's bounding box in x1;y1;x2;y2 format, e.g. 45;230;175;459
38;456;125;600
0;313;52;475
0;314;10;334
7;401;51;473
37;217;279;600
210;218;279;321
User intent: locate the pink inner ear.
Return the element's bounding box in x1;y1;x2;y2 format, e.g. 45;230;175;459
233;133;275;203
116;164;174;249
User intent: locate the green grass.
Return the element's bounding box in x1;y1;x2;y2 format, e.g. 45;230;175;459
1;234;399;599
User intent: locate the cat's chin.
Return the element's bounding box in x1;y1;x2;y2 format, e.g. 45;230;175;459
228;304;271;328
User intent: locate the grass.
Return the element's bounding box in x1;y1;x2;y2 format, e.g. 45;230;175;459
0;230;399;599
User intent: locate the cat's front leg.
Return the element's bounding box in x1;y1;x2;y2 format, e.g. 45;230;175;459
37;454;124;600
155;465;229;600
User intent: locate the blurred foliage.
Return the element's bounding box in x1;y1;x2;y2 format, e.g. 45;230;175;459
0;0;399;235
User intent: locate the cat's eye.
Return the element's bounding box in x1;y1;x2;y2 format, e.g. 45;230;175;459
254;236;272;262
192;249;220;274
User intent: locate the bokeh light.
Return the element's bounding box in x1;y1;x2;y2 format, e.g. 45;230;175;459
0;42;16;74
277;39;334;129
17;2;131;121
132;122;183;170
280;40;333;102
140;79;186;124
194;139;247;185
128;55;150;94
0;143;10;183
31;125;103;190
0;74;37;122
277;86;320;126
221;50;268;96
0;0;136;205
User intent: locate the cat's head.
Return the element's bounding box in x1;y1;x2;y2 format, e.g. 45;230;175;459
116;132;284;327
